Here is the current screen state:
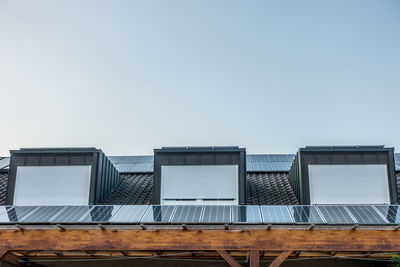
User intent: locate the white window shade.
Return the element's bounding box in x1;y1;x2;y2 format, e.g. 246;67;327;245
161;165;238;205
308;164;390;204
14;166;91;205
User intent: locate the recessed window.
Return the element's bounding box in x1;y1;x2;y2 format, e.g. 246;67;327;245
288;146;397;205
161;165;238;205
153;147;246;205
14;166;91;206
308;164;389;204
7;148;122;205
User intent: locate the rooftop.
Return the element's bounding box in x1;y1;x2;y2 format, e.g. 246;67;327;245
0;153;399;206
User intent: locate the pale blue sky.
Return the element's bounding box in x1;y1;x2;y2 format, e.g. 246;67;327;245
0;0;399;156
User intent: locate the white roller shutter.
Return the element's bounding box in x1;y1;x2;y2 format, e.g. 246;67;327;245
308;164;390;204
161;165;238;205
14;166;91;205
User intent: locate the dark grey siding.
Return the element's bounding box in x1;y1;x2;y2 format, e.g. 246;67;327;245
288;152;302;203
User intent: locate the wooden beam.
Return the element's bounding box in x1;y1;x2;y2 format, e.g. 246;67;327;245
269;251;293;267
249;250;259;267
1;228;400;251
216;250;242;267
3;250;397;259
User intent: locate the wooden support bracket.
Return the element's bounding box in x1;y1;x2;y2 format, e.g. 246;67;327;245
14;224;24;231
269;250;293;267
0;250;21;266
216;250;242;267
56;224;66;232
0;250;44;266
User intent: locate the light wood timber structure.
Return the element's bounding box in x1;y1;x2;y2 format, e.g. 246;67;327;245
0;225;400;266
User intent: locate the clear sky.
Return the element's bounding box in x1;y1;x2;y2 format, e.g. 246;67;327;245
0;0;399;156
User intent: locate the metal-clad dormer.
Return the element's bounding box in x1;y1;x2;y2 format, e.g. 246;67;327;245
6;148;121;205
288;146;397;205
153;146;246;205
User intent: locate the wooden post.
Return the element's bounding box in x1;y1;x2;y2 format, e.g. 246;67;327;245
216;250;242;267
249;250;259;267
269;250;293;267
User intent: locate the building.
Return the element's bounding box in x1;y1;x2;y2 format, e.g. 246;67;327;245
0;146;400;267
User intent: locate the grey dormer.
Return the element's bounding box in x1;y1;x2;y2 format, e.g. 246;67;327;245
288;146;397;205
152;146;247;205
5;148;121;205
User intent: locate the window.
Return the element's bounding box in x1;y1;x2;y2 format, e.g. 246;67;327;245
14;166;91;205
308;164;390;204
161;165;238;205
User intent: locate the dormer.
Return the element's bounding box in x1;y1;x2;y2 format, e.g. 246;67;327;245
288;146;398;205
5;148;121;205
152;146;246;205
